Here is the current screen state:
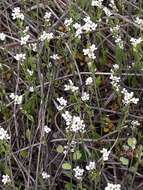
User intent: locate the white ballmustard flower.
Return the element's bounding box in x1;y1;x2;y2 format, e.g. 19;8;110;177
29;86;34;92
56;97;67;111
64;18;73;28
42;171;50;179
73;166;84;180
50;54;60;60
2;174;11;185
44;12;51;22
83;16;97;32
69;116;85;133
121;88;139;105
134;17;143;27
20;34;30;45
85;77;93;85
131;120;140;127
39;31;54;42
86;161;96;171
83;44;97;60
81;92;89;101
92;0;103;7
130;37;142;47
0;127;10;140
14;53;26;62
73;23;83;38
62;111;72;126
27;69;33;76
100;148;110;161
12;7;24;20
44;125;51;134
9;93;23;105
105;183;121;190
0;32;6;41
64;80;79;93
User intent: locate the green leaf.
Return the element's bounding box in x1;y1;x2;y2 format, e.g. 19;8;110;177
120;157;129;166
62;162;72;170
73;150;82;160
56;145;64;153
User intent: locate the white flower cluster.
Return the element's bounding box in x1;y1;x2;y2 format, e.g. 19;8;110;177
0;32;6;41
14;53;26;62
2;174;11;185
135;17;143;27
63;140;77;154
121;88;139;105
92;0;103;7
9;93;23;105
0;126;10;140
130;37;142;48
50;54;60;60
62;111;85;133
110;25;124;49
64;18;73;28
81;92;89;101
73;16;97;38
110;64;120;92
39;31;54;42
64;80;79;93
83;44;97;60
100;148;110;161
44;12;51;22
131;120;140;128
85;77;93;85
105;183;121;190
86;161;96;171
44;125;51;134
42;171;50;179
73;166;84;180
56;97;67;111
12;7;24;20
20;27;30;45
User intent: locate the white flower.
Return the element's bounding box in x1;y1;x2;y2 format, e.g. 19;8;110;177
27;69;33;76
82;17;97;32
29;86;34;92
103;7;112;16
2;174;11;185
12;7;24;20
85;77;93;85
131;120;140;127
62;111;72;126
42;171;50;179
92;0;103;7
57;97;67;110
64;18;73;28
0;127;10;140
69;116;85;133
50;54;60;60
44;12;51;22
73;23;83;38
100;148;110;161
0;32;6;41
105;183;121;190
14;53;26;62
73;166;84;180
86;161;96;171
20;34;30;45
39;31;54;42
31;43;37;52
81;92;89;101
130;37;142;47
121;88;139;105
9;93;23;104
64;80;79;93
135;17;143;26
83;44;97;60
44;125;51;134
